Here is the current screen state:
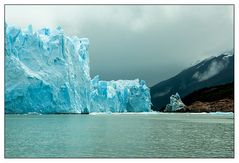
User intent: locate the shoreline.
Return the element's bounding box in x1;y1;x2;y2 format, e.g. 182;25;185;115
4;111;234;116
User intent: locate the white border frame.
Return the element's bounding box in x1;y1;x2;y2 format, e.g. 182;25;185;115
0;0;238;162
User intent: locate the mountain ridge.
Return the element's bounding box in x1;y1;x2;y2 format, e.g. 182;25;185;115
150;51;234;111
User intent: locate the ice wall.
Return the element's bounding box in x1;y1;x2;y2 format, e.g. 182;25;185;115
5;25;91;113
5;25;151;113
90;75;151;112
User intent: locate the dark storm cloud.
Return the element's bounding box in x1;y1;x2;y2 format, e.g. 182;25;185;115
5;5;233;86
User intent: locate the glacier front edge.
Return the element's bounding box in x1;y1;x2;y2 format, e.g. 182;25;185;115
5;25;151;114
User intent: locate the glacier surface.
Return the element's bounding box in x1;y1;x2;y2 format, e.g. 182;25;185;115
5;25;151;113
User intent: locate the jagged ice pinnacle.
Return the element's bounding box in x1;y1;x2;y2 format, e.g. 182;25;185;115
165;93;185;112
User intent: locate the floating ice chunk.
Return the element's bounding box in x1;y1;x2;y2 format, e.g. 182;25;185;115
165;93;185;112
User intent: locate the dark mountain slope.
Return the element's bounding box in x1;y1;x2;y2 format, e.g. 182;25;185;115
182;82;234;105
183;82;234;112
150;51;234;111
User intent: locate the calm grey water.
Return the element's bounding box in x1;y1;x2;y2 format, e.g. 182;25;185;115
5;113;234;158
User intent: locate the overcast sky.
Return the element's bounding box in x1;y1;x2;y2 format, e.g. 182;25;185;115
5;5;233;86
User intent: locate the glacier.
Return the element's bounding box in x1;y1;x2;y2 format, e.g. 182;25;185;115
165;93;185;112
90;76;151;112
5;25;151;114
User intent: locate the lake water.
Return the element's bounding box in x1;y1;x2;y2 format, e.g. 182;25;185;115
5;113;234;158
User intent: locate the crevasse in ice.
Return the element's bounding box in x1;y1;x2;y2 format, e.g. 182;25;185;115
5;25;151;113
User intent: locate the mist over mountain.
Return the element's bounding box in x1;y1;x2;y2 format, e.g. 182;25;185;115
150;51;234;111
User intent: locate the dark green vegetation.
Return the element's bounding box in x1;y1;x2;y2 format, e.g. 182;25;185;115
150;52;234;111
182;82;234;105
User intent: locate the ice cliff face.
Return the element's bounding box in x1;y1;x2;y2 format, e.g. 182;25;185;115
5;25;151;113
90;76;151;112
5;25;91;113
165;93;185;112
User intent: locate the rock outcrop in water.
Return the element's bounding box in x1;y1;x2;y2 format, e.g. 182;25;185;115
186;99;233;112
5;25;151;114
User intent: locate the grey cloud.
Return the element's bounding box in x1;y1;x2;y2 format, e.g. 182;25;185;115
5;5;233;86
